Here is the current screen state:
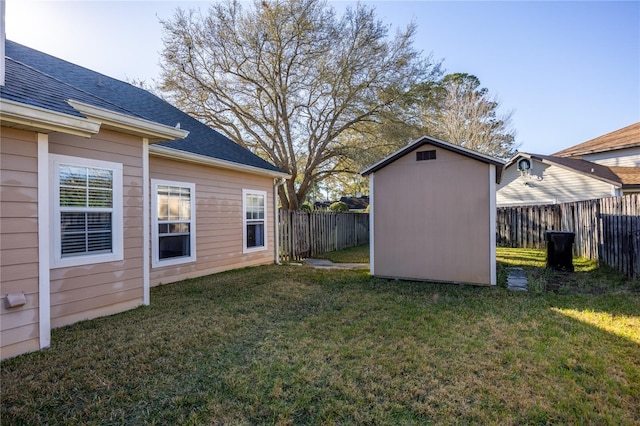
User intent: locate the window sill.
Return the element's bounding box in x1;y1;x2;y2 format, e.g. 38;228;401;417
152;256;196;269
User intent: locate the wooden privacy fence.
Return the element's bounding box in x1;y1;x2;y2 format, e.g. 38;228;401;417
278;210;369;262
497;194;640;279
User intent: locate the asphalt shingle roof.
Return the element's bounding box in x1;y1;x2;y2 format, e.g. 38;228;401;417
527;153;622;185
2;40;283;174
553;122;640;157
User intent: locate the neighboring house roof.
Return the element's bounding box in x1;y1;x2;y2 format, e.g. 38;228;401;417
553;122;640;157
507;153;623;187
2;40;286;176
361;135;505;183
610;167;640;189
339;196;369;210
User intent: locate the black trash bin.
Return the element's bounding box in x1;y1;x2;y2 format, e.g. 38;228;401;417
545;231;575;272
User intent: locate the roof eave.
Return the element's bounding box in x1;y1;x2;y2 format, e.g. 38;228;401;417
509;152;622;187
0;98;101;137
68;100;189;143
149;145;291;179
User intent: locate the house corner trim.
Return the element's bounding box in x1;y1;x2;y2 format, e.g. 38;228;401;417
489;165;497;285
37;133;51;349
143;139;150;305
369;173;375;276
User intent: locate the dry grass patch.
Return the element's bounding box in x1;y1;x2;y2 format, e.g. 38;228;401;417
2;260;639;424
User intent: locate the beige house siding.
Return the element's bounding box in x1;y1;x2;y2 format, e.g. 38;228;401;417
48;129;144;329
1;127;41;359
580;148;640;167
149;156;275;287
497;161;616;206
372;144;493;285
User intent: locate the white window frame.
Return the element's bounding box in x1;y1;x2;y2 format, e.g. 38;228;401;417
242;189;268;254
50;154;123;268
151;179;196;268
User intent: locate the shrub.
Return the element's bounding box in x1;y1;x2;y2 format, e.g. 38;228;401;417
329;201;349;212
300;202;313;212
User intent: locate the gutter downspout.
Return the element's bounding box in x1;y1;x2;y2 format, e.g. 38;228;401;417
273;177;286;265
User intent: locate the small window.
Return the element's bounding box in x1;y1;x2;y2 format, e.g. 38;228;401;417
243;189;267;253
50;154;123;268
152;180;196;267
417;150;437;161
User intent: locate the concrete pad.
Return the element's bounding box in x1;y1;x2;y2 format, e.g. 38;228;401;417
304;258;369;270
507;267;528;291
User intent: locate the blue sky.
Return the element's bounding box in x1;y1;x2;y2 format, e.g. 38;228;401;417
6;0;639;155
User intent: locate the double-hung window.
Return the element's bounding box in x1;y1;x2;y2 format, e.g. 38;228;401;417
50;154;123;268
243;189;267;253
151;180;196;267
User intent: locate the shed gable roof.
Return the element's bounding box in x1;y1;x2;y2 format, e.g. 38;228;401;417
361;136;505;183
2;40;284;175
553;122;640;157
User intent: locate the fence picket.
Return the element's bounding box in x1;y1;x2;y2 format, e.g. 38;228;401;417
278;211;369;262
497;194;640;279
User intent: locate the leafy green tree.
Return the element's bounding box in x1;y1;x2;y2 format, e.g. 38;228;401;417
159;0;439;209
329;201;349;212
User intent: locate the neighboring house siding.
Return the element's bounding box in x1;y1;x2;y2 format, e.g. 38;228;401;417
497;161;616;206
48;130;144;329
0;127;40;359
149;156;275;287
373;145;492;285
579;148;640;167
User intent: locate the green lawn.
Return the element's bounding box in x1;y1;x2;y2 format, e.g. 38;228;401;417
2;248;639;425
310;243;370;263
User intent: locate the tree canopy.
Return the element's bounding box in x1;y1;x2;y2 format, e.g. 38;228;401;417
420;73;518;160
159;0;439;209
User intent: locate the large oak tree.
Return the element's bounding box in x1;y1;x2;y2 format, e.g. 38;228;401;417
159;0;438;208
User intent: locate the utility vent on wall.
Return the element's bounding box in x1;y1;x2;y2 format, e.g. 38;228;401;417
416;150;436;161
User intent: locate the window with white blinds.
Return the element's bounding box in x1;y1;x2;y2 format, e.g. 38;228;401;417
50;155;123;268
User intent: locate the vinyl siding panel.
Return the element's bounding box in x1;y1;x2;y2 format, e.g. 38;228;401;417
581;148;640;167
0;127;40;360
149;156;275;287
497;161;615;206
372;144;493;285
47;129;144;329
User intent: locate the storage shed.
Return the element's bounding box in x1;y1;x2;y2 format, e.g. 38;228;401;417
362;137;504;286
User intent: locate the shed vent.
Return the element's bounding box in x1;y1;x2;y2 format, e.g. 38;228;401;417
416;150;436;161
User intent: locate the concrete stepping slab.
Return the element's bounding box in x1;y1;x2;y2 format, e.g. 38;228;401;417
304;258;369;270
507;267;528;291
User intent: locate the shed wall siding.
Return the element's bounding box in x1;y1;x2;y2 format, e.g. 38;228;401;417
373;144;492;285
48;129;144;329
1;127;41;359
149;156;275;287
497;161;615;206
